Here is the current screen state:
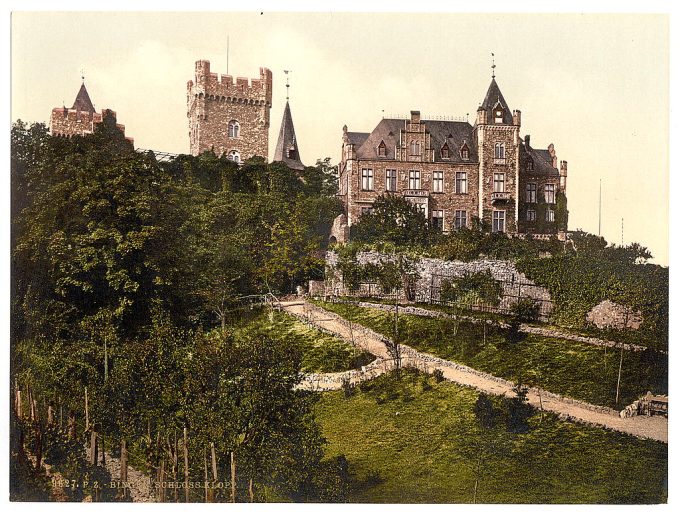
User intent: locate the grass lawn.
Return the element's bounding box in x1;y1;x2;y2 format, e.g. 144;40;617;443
316;369;668;503
232;309;374;373
314;301;667;408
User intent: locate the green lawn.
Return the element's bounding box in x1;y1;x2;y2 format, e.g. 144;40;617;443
316;369;668;503
233;309;374;373
314;301;667;408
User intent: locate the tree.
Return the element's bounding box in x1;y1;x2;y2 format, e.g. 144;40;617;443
350;194;436;247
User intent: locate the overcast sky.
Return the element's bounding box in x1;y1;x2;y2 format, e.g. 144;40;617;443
11;11;669;264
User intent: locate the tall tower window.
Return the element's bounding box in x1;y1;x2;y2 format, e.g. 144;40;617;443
455;210;468;230
431;210;444;231
494;143;505;159
361;168;374;191
492;210;506;233
408;170;421;189
455;172;468;194
493;173;506;193
526;183;537;203
386;169;397;192
433;171;444;193
228;120;240;138
544;184;556;204
228;150;240;163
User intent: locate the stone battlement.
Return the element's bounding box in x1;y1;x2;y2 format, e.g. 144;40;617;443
187;60;272;105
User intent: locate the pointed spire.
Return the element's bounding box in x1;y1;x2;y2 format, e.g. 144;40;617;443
72;82;95;112
274;101;305;171
479;76;512;125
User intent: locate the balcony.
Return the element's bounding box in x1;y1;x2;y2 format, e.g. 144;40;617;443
403;189;428;197
491;191;511;201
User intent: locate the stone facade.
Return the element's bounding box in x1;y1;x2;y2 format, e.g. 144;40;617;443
49;83;131;143
187;60;272;161
338;76;567;238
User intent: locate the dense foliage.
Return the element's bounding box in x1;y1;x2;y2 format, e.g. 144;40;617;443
10;117;344;501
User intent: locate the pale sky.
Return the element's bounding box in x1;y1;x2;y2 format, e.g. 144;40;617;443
11;12;669;264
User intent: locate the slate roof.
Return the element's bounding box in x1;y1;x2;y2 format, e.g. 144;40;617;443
72;83;95;112
352;118;477;163
479;78;513;125
273;101;305;171
521;142;559;175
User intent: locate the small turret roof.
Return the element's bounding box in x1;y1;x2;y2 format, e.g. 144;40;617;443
273;101;305;171
480;78;512;124
72;83;95;112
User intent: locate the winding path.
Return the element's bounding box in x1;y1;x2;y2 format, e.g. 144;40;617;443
281;300;668;443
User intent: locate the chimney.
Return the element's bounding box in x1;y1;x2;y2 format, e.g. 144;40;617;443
525;135;531;149
512;109;522;127
410;110;421;123
476;106;486;125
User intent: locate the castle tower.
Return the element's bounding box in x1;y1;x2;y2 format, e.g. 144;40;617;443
474;76;521;234
187;60;273;161
273;101;305;171
49;80;131;142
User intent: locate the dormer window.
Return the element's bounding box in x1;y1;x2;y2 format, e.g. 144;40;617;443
526;159;534;171
460;143;470;160
441;143;450;159
493;100;504;124
287;147;297;159
378;141;387;157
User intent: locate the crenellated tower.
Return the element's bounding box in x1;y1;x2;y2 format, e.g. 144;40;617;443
187;60;272;161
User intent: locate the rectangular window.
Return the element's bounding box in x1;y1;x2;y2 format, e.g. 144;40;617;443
454;210;468;230
432;210;444;231
546;208;555;222
408;170;421;189
385;169;397;192
526;183;537;203
433;171;444;193
455;172;468;194
361;206;374;215
361;168;374;191
494;173;505;193
545;184;556;204
526;209;536;221
492;210;506;233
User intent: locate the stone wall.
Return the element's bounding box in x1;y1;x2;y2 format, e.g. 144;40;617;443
49;108;131;142
187;60;272;159
325;250;553;314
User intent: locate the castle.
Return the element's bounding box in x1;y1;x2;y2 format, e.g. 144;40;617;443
187;60;273;162
49;81;131;143
333;76;568;242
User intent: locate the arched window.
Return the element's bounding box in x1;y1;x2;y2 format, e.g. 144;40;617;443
494;143;505;159
410;140;420;155
228;150;240;163
228;120;240;138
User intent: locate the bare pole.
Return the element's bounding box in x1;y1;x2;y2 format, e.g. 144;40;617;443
598;179;602;236
183;426;189;503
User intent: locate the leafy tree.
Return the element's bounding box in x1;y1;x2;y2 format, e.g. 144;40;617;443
350;194;436;247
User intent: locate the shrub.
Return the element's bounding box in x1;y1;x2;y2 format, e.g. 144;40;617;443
433;368;445;383
511;298;540;323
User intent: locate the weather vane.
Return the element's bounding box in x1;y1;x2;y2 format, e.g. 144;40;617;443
284;70;291;101
80;68;85;83
491;53;496;79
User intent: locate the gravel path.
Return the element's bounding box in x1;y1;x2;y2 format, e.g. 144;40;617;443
282;301;668;443
101;452;155;502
